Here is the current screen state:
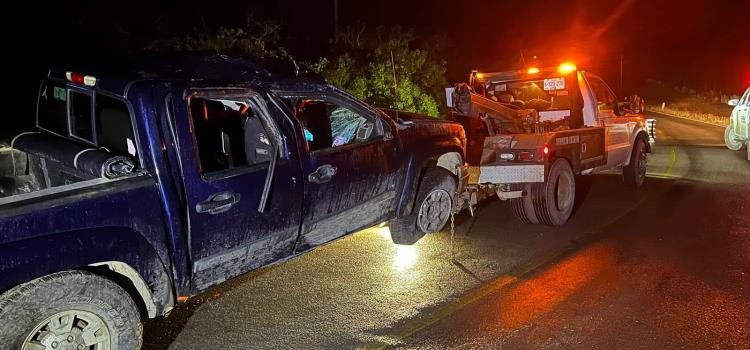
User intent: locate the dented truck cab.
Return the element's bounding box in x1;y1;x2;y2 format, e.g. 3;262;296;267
0;54;465;349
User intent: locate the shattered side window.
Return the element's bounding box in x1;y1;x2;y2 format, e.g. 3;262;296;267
189;96;273;174
283;96;378;152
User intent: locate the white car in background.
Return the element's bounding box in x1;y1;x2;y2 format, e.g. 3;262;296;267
725;86;750;161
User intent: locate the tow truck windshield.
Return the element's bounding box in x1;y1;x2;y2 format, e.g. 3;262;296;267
486;77;572;112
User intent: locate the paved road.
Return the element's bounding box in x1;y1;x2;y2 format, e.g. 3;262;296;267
143;112;750;349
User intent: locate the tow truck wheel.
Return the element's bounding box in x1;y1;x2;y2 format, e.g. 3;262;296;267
724;125;744;151
623;138;648;188
390;168;456;245
511;184;539;224
532;158;575;226
0;271;143;350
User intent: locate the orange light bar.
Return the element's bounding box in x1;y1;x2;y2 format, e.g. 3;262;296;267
527;67;540;74
475;72;484;79
558;62;576;74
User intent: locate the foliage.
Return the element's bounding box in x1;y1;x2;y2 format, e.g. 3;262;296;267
312;26;447;117
147;20;448;117
145;16;290;59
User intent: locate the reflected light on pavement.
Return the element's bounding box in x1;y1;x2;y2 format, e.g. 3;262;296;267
374;225;419;272
394;245;418;271
376;227;392;239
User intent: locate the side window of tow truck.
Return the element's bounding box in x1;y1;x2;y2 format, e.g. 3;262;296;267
588;77;617;113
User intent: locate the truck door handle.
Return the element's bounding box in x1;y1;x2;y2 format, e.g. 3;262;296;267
308;164;337;184
196;191;241;214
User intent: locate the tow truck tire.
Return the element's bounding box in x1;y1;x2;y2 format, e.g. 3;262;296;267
390;168;456;245
623;138;648;188
724;125;744;151
532;158;575;226
511;184;539;224
0;271;143;350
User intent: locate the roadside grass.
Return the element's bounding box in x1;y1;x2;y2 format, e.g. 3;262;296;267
646;96;732;126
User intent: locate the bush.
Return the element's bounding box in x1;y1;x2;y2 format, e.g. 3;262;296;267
312;26;447;117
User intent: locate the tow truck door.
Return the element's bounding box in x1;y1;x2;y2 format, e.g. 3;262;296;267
583;73;633;169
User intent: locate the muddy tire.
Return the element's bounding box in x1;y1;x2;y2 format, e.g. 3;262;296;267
532;158;575;226
390;168;456;245
623;138;648;188
0;271;142;350
511;184;539;224
725;125;744;151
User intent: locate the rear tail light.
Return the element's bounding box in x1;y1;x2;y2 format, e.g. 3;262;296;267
66;72;97;87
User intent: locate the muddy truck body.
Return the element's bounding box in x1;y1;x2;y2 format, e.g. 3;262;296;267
0;54;465;348
446;64;655;225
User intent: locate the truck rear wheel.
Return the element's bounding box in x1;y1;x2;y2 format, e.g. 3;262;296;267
532;158;575;226
0;271;142;350
511;184;539;224
623;138;648;188
390;168;456;245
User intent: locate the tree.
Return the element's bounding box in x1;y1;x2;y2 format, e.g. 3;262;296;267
145;15;290;59
313;26;447;117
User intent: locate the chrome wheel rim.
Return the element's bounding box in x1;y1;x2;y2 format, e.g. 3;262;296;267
417;189;452;233
23;310;111;350
637;146;648;182
555;172;574;212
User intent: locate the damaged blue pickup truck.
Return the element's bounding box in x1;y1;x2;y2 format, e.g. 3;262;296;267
0;54;465;349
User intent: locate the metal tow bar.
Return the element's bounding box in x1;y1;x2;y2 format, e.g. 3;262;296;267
449;164;478;261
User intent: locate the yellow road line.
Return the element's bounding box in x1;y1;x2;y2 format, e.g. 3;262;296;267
664;146;677;176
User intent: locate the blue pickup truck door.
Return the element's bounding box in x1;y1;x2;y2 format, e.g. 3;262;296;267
168;88;303;290
274;91;401;250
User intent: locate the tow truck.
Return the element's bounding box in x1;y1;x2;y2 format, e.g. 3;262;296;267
446;62;656;225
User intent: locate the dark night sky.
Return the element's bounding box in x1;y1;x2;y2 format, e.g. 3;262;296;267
3;0;749;127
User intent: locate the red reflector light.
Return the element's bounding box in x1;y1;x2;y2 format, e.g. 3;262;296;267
66;71;97;87
519;151;534;161
66;72;84;84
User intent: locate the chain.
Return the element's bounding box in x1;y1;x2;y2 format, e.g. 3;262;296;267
450;198;456;261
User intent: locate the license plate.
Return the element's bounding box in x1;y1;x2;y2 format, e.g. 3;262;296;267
544;78;565;91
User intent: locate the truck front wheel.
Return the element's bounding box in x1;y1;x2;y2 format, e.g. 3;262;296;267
390;168;456;245
0;271;142;350
724;125;745;151
623;138;648;188
532;158;575;226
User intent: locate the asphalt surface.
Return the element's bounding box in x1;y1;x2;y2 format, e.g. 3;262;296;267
143;112;750;349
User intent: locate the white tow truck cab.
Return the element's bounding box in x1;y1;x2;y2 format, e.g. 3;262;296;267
724;86;750;161
448;63;655;225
